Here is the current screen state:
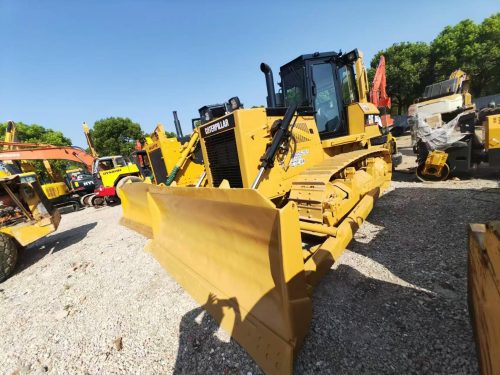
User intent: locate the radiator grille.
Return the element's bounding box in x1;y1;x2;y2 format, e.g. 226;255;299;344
205;129;243;188
149;148;168;185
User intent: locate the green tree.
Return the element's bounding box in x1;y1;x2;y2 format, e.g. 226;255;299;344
477;13;500;95
92;117;144;156
430;19;482;94
369;42;431;114
0;121;73;182
0;121;72;146
429;14;500;97
165;130;177;138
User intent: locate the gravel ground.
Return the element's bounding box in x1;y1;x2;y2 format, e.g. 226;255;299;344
0;135;499;374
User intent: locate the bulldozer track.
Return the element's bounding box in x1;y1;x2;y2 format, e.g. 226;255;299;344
290;148;389;223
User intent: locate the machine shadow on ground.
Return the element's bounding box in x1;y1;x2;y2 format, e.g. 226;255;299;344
173;182;499;374
296;184;498;374
15;222;98;275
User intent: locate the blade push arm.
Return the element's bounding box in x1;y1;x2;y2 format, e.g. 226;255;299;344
251;103;298;189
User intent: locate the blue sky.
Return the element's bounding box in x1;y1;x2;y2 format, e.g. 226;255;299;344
1;0;498;148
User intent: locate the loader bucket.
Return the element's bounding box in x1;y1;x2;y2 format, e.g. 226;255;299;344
119;182;154;238
120;183;311;374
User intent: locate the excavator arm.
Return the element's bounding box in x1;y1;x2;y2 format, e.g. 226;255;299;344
369;55;393;127
0;144;95;172
370;55;391;108
82;122;98;158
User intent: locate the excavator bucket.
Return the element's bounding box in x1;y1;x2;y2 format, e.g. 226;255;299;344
120;183;312;374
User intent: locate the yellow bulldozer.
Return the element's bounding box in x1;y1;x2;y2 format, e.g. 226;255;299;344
120;49;399;374
132;111;206;188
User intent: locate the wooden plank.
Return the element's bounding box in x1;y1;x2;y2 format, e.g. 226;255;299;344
468;221;500;375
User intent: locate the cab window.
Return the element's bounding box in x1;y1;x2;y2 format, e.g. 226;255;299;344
338;65;357;105
311;63;343;137
114;157;127;167
282;65;308;107
97;159;114;171
20;175;37;184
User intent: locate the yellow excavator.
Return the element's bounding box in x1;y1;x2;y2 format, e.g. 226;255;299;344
0;121;95;210
120;49;398;374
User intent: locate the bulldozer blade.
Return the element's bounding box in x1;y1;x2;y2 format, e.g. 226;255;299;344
123;184;312;374
119;182;155;238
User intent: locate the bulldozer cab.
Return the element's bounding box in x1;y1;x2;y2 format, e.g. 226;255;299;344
280;50;360;140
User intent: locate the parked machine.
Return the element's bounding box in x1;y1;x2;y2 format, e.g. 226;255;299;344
409;69;474;126
120;49;400;373
409;72;500;181
135;112;205;187
80;122;143;206
0;174;61;282
0;121;142;208
0;121;96;210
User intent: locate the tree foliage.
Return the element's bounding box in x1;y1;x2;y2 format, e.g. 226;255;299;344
370;13;500;113
369;42;430;114
0;121;73;182
0;121;72;146
91;117;144;157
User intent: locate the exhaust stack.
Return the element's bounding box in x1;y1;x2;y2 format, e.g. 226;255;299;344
260;63;277;108
173;111;184;139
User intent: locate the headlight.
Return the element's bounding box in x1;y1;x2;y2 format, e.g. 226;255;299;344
203;110;212;122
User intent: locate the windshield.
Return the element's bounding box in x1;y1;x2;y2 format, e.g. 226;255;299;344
423;78;458;99
281;64;308;107
114;157;127;167
311;63;342;135
20;175;37;184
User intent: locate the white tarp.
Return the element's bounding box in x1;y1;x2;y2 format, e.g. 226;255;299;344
411;111;472;151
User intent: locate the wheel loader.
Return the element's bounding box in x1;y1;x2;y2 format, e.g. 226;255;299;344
0;174;61;281
120;49;397;374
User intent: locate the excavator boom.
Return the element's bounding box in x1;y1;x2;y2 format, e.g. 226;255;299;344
369;55;393;127
0;144;94;172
